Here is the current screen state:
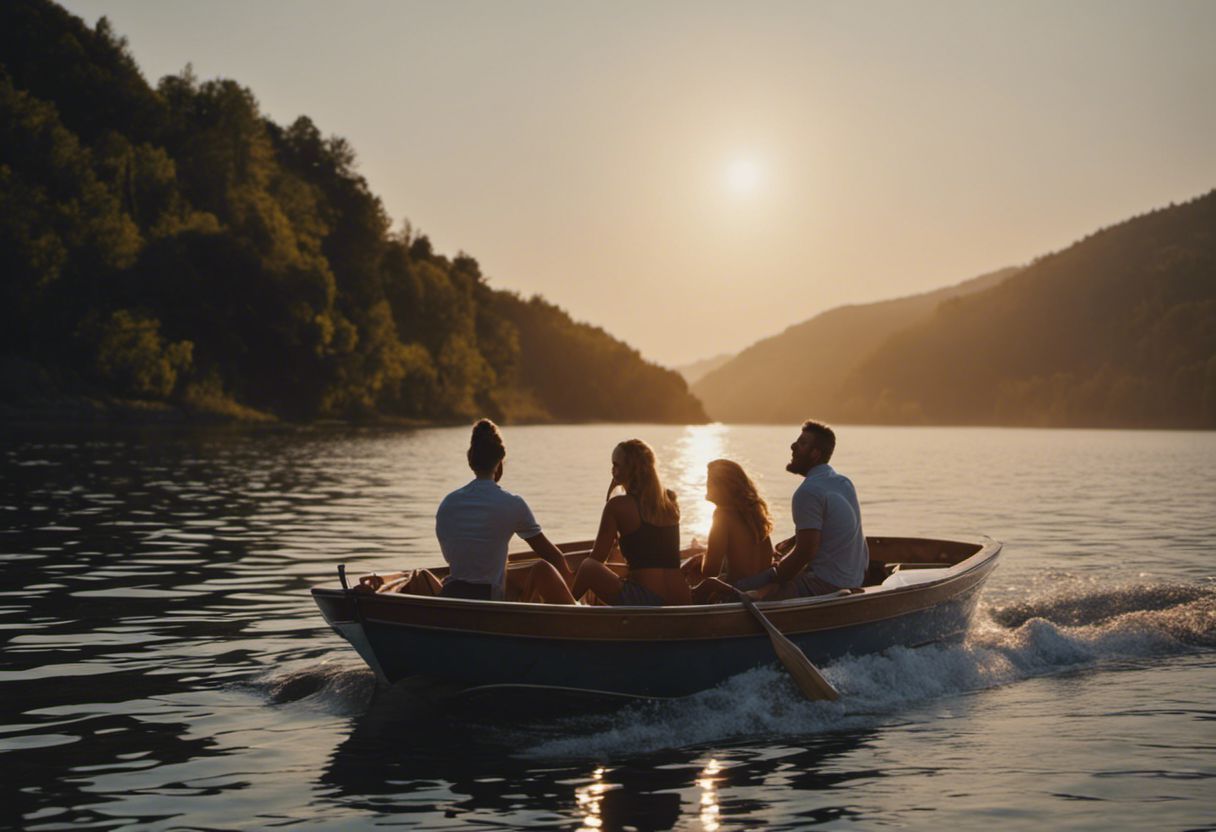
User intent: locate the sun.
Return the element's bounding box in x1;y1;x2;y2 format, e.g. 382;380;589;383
724;156;763;195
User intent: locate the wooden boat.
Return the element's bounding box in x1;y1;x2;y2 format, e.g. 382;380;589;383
311;535;1001;699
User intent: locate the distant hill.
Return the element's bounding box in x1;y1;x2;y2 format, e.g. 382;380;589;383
0;0;706;425
493;292;707;423
675;352;734;386
693;267;1020;423
835;191;1216;428
695;191;1216;429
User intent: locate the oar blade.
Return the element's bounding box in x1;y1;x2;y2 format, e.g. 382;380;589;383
768;627;840;701
738;592;840;702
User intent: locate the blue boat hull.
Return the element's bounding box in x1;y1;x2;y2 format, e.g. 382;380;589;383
355;583;980;697
314;535;1000;698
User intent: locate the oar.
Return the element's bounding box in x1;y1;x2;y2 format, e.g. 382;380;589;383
736;590;840;701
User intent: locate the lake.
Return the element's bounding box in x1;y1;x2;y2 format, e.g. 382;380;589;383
1;424;1213;830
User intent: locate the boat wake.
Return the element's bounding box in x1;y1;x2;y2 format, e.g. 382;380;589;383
250;659;378;715
250;579;1214;760
520;579;1216;760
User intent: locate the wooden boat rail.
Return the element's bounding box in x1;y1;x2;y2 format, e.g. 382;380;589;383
312;536;1001;642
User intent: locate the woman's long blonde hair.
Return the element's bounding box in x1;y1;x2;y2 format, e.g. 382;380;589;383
707;459;772;543
610;439;680;526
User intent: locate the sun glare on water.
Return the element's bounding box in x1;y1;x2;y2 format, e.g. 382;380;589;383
671;424;728;539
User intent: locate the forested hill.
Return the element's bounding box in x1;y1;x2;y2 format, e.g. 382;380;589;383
835;192;1216;428
693;267;1020;423
696;192;1216;429
0;0;706;424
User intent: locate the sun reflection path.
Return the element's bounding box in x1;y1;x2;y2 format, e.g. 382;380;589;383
576;766;609;831
698;757;723;832
670;424;729;542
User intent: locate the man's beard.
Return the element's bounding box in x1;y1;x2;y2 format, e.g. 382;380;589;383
786;459;809;476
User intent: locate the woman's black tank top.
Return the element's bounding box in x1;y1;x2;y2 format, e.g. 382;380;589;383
618;497;680;569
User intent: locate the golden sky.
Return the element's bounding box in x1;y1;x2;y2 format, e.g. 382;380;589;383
60;0;1216;366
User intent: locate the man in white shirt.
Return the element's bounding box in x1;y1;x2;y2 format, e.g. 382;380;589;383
434;420;576;603
751;420;869;599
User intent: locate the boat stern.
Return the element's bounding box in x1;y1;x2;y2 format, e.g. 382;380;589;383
312;587;391;684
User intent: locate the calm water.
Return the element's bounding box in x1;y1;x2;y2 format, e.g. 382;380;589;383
1;424;1213;830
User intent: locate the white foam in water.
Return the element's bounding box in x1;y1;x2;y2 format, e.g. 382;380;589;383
521;581;1216;760
255;660;377;715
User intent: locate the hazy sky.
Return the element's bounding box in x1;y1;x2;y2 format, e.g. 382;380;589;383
60;0;1216;366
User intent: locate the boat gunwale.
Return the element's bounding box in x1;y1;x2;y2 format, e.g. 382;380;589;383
311;535;1001;640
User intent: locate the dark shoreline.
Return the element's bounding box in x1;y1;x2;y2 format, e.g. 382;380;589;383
1;397;1208;434
0;396;715;433
0;396;448;433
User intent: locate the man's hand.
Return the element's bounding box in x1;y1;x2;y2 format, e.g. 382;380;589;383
775;528;821;583
746;583;780;601
691;576;734;604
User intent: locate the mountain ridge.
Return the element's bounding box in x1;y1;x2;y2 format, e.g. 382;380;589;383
694;191;1215;429
693;266;1020;423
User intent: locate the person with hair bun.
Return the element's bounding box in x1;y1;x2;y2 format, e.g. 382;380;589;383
684;459;778;600
432;419;576;603
571;439;691;606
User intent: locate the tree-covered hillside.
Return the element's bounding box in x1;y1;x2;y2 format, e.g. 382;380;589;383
693;267;1019;423
695;190;1214;430
836;192;1216;428
0;0;706;424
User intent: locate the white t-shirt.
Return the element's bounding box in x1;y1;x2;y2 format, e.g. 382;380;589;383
791;464;869;588
435;478;542;598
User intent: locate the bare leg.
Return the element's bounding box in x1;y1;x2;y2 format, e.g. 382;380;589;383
413;569;443;596
387;569;441;596
572;559;624;604
357;570;410;592
525;561;577;604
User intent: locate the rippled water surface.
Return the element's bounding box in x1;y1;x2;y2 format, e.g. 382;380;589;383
2;424;1213;830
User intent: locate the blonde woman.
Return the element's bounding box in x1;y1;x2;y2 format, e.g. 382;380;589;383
571;439;691;606
689;459;778;593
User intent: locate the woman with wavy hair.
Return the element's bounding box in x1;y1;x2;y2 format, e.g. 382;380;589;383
571;439;691;606
687;459;777;595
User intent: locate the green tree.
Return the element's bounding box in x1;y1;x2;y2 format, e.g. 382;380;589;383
89;308;192;398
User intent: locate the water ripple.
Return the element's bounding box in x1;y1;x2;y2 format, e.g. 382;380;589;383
0;425;1212;830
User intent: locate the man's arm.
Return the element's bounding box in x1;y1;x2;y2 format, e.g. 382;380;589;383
523;531;575;583
774;528;821;583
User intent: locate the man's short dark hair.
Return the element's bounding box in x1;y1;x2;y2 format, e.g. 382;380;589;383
801;419;836;464
468;418;506;474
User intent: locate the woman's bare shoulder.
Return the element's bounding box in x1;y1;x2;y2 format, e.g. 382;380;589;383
710;506;745;530
606;494;636;515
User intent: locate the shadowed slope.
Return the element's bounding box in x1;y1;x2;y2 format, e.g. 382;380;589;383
836;190;1216;428
693;268;1018;423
